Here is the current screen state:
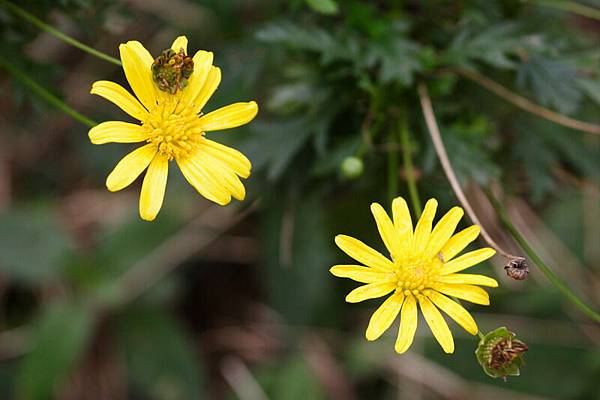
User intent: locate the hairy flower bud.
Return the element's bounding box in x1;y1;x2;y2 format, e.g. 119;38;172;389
476;327;528;380
151;48;194;94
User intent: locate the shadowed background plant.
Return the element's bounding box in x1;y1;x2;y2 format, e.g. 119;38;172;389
0;0;599;399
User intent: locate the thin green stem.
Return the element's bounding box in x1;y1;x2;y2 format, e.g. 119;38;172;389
388;129;399;203
530;0;600;21
0;57;97;128
400;115;422;218
0;0;122;66
477;331;485;340
486;190;600;324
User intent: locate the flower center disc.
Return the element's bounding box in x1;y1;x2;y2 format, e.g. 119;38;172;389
395;257;438;295
144;100;203;160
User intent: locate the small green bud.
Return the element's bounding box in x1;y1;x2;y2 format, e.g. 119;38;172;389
151;48;194;94
476;327;528;380
340;156;364;179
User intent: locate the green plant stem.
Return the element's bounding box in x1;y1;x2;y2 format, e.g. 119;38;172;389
0;56;97;128
531;0;600;21
387;129;399;203
0;0;122;66
477;331;485;340
400;114;422;218
486;190;600;324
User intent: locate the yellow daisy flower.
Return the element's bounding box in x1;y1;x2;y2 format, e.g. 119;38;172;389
89;36;258;221
330;197;497;354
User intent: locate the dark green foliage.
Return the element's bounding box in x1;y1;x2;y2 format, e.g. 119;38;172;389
0;1;599;399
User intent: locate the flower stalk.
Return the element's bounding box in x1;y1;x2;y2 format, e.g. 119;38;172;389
400;114;422;218
387;128;399;204
0;0;122;66
0;56;97;127
485;190;600;324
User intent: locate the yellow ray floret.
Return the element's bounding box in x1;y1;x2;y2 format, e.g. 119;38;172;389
89;35;258;221
330;197;498;354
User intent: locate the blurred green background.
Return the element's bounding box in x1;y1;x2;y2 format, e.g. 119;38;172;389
1;0;599;399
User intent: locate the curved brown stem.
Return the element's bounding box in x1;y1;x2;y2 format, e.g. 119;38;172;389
417;83;524;265
456;68;600;135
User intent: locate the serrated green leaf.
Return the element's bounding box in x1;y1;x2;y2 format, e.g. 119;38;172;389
256;21;333;53
15;303;94;400
577;78;600;106
305;0;339;15
258;353;326;400
516;56;582;114
444;22;521;69
261;192;334;324
0;206;72;285
115;307;205;399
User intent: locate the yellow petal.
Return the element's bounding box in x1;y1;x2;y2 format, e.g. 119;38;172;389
179;50;214;110
424;207;464;259
395;294;417;354
199;139;251;178
192;66;221;113
371;203;402;261
106;144;157;191
433;283;490;305
334;235;395;271
139;153;169;221
200;153;246;201
412;198;438;255
126;40;155;65
198;102;258;132
442;248;496;275
418;295;454;353
392;197;413;246
440;225;480;261
345;281;396;303
176;151;231;205
437;274;498;287
90;80;148;121
89;121;149;144
329;265;388;284
427;291;478;335
171;36;188;53
366;292;404;341
119;41;157;111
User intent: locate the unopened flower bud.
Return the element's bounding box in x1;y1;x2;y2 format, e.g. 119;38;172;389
340;156;363;179
476;327;528;380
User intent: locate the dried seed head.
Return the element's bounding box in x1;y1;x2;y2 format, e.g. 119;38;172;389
505;257;529;280
476;327;528;380
151;48;194;94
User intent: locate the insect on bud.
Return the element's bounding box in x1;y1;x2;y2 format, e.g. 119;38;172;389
505;257;529;280
476;327;528;380
151;48;194;94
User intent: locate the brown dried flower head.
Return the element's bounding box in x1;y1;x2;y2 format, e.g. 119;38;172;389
476;327;528;380
505;257;529;280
